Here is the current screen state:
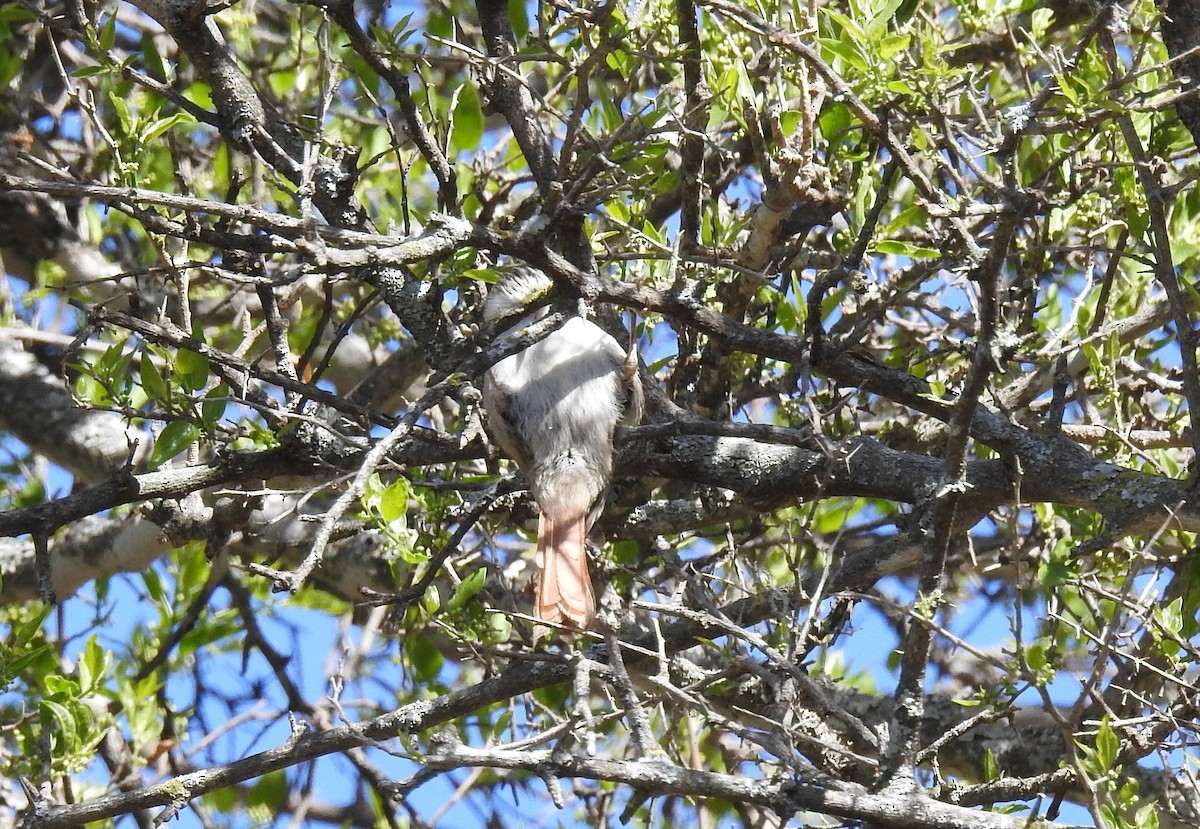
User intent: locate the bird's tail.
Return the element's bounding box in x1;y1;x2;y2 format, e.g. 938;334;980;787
536;507;594;630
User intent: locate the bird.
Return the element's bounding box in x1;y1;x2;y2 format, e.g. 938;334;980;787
482;267;643;631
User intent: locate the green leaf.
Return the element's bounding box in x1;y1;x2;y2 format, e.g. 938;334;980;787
201;384;228;428
248;770;289;810
866;0;904;38
1095;718;1118;771
1030;8;1054;40
44;674;79;696
490;709;513;741
450;83;484;152
446;568;486;613
98;13;117;52
143;567;165;604
108;90;133;135
732;57;755;102
878;33;910;61
0;4;36;22
819;36;869;73
97;341;126;382
391;11;415;37
407;633;445;684
1025;643;1047;672
143;113;193;143
461;268;500;284
175;347;209;393
41;697;81;753
139;351;169;402
78;635;109;694
508;0;529;39
379;477;411;527
606;48;633;76
776;296;797;332
1154;597;1183;636
145;421;199;470
983;747;1000;780
118;674;163;748
607;200;630;224
141;33;168;81
14;605;52;647
3;645;50;689
874;239;942;259
823;9;865;45
819;103;853;140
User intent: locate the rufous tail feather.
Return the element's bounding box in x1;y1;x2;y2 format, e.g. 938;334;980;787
537;511;594;629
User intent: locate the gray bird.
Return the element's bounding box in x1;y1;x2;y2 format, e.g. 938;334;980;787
482;268;643;630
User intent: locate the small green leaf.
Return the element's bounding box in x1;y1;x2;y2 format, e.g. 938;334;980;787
248;770;289;810
461;268;500;284
450;83;484;152
874;239;941;259
776;297;797;332
3;645;50;689
823;9;865;43
141;33;168;81
732;57;755;102
1095;718;1119;771
97;341;126;380
44;674;79;696
877;32;910;61
1030;8;1054;40
446;568;486;613
380;477;411;527
407;633;445;683
78;635;109;694
145;421;199;470
1154;597;1183;636
73;373;107;405
1025;643;1047;672
175;347;209;393
107;90;133;134
508;0;529;39
41;697;80;752
140;351;168;402
866;0;905;37
819;103;853;140
142;568;165;604
98;13;117;52
202;384;228;428
390;12;414;38
490;709;513;740
143;113;193;143
0;4;36;22
607;200;630;224
14;606;51;647
1037;541;1074;586
983;747;1000;780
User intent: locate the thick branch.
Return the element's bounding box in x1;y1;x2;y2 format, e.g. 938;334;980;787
419;745;1085;829
473;0;558;193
